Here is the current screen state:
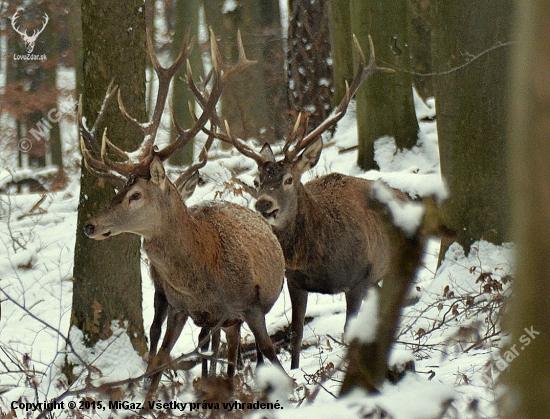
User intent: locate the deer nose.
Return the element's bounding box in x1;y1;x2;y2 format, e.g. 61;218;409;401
255;198;273;214
84;222;96;237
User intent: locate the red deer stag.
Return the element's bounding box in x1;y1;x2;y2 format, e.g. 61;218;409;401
207;36;402;369
79;28;286;397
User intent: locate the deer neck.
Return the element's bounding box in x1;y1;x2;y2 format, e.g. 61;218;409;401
143;190;218;267
275;185;320;268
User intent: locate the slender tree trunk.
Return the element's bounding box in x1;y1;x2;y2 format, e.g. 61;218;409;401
170;0;202;166
432;1;512;251
72;0;147;354
287;0;332;128
407;0;433;98
502;1;550;417
43;4;63;169
328;0;353;106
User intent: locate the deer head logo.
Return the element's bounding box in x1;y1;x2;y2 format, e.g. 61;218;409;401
11;10;49;54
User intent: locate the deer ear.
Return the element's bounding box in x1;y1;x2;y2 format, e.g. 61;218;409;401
150;157;167;189
294;137;323;175
175;171;199;201
260;143;276;162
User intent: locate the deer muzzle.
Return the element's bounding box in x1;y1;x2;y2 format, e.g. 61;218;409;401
84;221;111;240
255;197;279;221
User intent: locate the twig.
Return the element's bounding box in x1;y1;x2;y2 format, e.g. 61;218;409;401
393;41;514;77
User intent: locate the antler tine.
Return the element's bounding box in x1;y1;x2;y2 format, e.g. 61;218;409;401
80;80;118;146
114;26;194;162
79;134;127;186
174;134;215;190
222;30;257;81
288;35;395;160
94;80;118;131
157;28;256;162
283;113;307;157
225;120;267;164
11;11;24;36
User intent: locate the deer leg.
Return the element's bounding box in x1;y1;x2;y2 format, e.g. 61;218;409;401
148;282;168;361
146;307;188;398
244;308;283;371
209;328;221;376
225;323;241;378
287;274;308;370
236;338;244;370
344;283;368;331
198;327;211;378
256;343;264;365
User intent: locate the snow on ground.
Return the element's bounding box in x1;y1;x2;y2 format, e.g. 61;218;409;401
0;88;514;418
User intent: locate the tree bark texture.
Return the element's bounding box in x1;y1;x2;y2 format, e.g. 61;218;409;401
502;0;550;417
351;0;419;170
72;0;147;354
432;1;512;250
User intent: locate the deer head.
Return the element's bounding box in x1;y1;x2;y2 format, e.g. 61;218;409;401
12;10;49;54
205;35;394;229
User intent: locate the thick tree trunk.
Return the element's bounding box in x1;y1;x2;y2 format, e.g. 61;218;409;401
352;0;419;170
432;1;512;250
501;1;550;417
72;0;147;354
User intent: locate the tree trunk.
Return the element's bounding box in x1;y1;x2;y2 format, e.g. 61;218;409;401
407;0;433;98
72;0;147;354
432;1;512;250
169;0;202;166
43;4;63;169
501;0;550;417
352;0;419;171
328;0;353;106
287;0;332;128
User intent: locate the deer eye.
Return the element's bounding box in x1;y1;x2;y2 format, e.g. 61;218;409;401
253;178;260;189
130;192;141;201
284;176;293;185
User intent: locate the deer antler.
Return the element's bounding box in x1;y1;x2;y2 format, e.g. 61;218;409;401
78;80;131;185
283;35;394;162
80;26;247;183
189;30;267;165
173;134;215;191
11;11;25;37
11;11;49;53
32;13;49;39
208;35;395;165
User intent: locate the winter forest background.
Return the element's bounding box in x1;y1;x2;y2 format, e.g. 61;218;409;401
0;0;549;418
